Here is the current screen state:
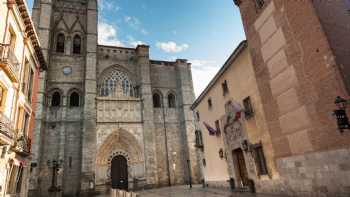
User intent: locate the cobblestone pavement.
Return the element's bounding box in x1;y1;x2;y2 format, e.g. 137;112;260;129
137;185;286;197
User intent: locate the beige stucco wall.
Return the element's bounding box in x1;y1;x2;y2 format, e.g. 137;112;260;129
194;45;276;186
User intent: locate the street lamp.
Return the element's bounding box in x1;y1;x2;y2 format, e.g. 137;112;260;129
187;160;192;189
47;159;63;193
333;96;350;133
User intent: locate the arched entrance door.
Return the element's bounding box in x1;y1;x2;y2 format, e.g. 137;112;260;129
111;155;128;190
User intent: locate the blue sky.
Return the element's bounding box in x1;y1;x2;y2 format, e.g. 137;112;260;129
26;0;246;97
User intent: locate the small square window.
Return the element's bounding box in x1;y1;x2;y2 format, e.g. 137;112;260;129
208;98;213;109
222;80;229;96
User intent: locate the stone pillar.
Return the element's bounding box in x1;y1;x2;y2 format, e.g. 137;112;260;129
29;0;52;195
81;0;98;192
136;45;159;186
175;59;200;183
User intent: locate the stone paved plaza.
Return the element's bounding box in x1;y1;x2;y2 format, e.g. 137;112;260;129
97;185;286;197
138;186;286;197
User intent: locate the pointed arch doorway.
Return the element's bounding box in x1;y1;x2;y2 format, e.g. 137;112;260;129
111;155;128;190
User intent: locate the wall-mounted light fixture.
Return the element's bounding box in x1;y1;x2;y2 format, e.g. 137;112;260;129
333;96;350;133
219;148;224;159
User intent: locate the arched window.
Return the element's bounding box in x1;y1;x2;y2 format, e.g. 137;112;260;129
56;33;65;53
51;92;61;107
69;92;80;107
153;93;162;108
73;35;81;54
98;70;135;97
168;93;176;108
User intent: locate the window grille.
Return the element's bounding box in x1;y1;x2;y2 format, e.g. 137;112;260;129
253;144;268;176
243;96;254;119
255;0;265;9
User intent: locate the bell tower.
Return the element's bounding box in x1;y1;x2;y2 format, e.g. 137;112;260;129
30;0;98;196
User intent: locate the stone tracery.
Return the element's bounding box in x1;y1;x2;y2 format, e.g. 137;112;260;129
98;69;137;98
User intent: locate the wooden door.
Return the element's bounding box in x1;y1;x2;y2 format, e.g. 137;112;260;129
233;149;249;186
111;155;128;190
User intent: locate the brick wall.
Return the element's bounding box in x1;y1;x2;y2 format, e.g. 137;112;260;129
235;0;350;195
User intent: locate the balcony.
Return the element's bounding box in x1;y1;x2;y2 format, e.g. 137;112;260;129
0;112;16;145
12;132;31;156
0;43;20;82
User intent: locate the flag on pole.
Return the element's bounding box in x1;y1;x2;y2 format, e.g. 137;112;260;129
203;122;217;136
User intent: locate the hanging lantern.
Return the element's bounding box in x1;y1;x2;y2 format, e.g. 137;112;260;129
333;96;350;133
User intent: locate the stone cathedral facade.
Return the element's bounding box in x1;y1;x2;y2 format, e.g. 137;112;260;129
28;0;200;196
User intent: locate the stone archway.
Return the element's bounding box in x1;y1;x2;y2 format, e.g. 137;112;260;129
95;128;144;186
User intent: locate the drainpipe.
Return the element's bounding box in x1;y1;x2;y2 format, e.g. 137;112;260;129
161;98;171;186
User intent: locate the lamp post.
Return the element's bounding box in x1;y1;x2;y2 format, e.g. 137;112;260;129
333;96;350;133
47;159;63;194
187;159;192;189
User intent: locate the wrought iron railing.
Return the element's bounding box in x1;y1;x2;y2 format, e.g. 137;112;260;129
13;131;31;155
0;43;20;80
0;112;15;143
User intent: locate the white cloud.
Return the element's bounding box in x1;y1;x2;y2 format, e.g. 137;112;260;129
190;60;216;68
127;36;145;47
98;22;124;46
156;41;189;53
124;16;141;28
124;16;149;35
141;29;149;35
190;60;220;97
98;0;119;12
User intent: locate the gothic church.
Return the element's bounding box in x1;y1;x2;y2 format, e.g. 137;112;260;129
28;0;200;196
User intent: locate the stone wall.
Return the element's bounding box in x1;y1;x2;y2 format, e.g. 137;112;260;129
252;148;350;197
31;1;200;195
